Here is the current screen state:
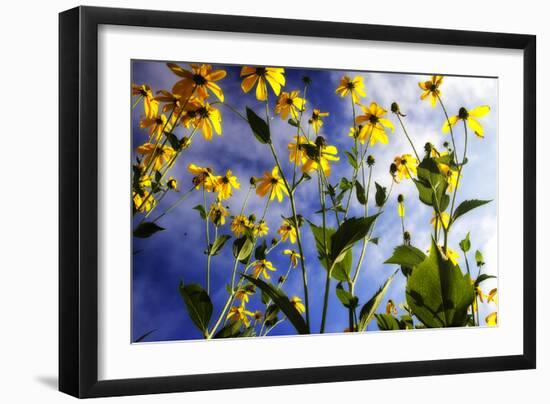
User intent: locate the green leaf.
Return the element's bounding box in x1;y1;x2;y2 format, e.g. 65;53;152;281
164;131;181;150
179;282;213;335
339;177;353;192
358;271;397;331
243;275;309;334
344;151;358;169
475;250;485;267
246;107;271;144
452;199;491;223
355;181;366;205
193;204;207;220
330;215;380;264
335;283;358;309
459;232;471;253
232;236;254;262
414;157;449;211
405;239;475;328
210;235;231;256
264;304;279;322
254;239;268;260
375;313;402;330
287;118;299;127
375;182;387;207
308;222;352;282
213;320;243;339
384;245;426;268
133;222;165;238
474;274;496;286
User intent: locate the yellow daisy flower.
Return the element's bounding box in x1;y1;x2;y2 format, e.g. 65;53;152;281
290;296;305;314
438;162;460;192
154;90;182;113
235;284;255;304
275;90;306;120
431;211;451;230
208;202;229;226
167;176;178;191
309;109;329;134
278;219;297;244
180;101;222;141
355;102;395;146
302;139;340;177
187;163;215;191
256;166;289;202
167;63;226;102
132;83;159;119
335;76;366;104
485;312;498;327
252;259;276;280
287;136;312;166
139;113;172;141
211;170;240;200
240;66;286;101
136;143;176;172
283;249;301;268
133;191;156;213
418;75;444;108
226;306;254;327
253;221;269;237
393;154;418;182
386;299;398;316
442;105;491;138
231;215;250;237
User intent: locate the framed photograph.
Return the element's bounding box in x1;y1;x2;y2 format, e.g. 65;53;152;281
59;6;536;398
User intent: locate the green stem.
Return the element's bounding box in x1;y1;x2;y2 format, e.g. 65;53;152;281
319;168;331;334
132;95;143;110
437;94;459;166
149;186;195;223
396;114;420;161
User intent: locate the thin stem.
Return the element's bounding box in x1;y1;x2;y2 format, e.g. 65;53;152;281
396;114;420;161
149;186;195;223
292;84;309;187
203;188;212;294
132;95;143;110
319;168;331;334
437;94;459;166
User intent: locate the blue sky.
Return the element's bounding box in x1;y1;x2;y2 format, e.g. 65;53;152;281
131;60;498;342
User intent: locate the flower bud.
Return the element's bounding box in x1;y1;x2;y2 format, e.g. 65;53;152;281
404;231;411;243
424;142;433;155
302;76;312;85
167;177;178;190
390;163;398;177
443;141;450;149
278;275;286;284
271;237;279;246
397;194;404;203
315;136;326;148
180;136;191;150
248;214;257;223
367;155;375;166
249;176;257;186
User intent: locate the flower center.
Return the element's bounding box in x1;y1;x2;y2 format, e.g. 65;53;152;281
346;82;355;90
458;107;469;120
193;74;207;85
256;67;267;77
430;83;437;91
369;115;379;124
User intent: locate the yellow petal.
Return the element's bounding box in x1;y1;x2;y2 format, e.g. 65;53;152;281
468;105;490;118
467;117;484;138
241;75;258;93
441;115;459;133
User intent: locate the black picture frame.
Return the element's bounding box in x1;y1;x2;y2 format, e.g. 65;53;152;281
59;5;536;398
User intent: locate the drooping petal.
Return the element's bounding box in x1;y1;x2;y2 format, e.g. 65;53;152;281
378;118;395;132
467;117;484;138
167;63;193;78
256;77;268;101
241;74;258;93
207;82;224;102
468;105;490;118
441;115;459;133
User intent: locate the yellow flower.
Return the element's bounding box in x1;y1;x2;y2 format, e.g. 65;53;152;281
231;215;250;237
253;221;269;237
397;197;405;218
235;284;255;304
302;140;340;177
431;211;451;230
393;154;418;182
180;101;222;141
154;90;182;113
187;163;215;191
335;76;366;104
278;220;297;244
309;109;329;134
287;136;312;166
256;166;289;202
167;176;178;191
136;143;176;171
355;102;395;146
442;105;491;138
485;312;498;327
290;296;305;314
283;249;301;268
167;63;226;102
445;246;460;265
252;259;276;280
438;162;460;192
208;202;229;226
132;84;159;119
139;114;172;141
226;306;254;327
386;299;398;316
133;191;156;213
275;90;306;119
240;66;286;101
347;126;361;141
254;311;263;321
418;75;444;108
211;170;240;200
487;288;498;305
